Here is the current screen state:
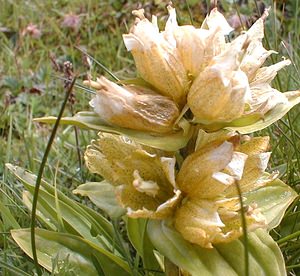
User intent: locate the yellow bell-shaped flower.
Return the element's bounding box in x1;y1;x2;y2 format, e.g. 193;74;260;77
187;37;251;123
84;132;181;219
174;131;276;248
123;8;189;107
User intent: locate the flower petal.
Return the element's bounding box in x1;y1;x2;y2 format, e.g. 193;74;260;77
175;197;266;248
123;8;189;106
172;26;209;77
224;137;273;196
133;170;160;197
174;199;224;248
177;141;234;196
223;151;248;180
251;59;291;86
188;38;251;123
117;184;181;219
188;68;250;123
85;77;179;134
202;8;234;35
240;41;276;81
195;129;236;151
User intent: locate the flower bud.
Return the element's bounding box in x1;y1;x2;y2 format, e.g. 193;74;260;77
84;76;179;134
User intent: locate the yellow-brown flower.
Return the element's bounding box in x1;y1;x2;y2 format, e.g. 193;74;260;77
123;8;189;107
84;133;181;219
122;5;299;126
84;76;179;134
174;131;276;248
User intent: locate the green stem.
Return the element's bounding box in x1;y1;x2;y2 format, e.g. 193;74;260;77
277;230;300;245
286;263;300;269
112;219;138;276
30;77;77;275
235;181;249;276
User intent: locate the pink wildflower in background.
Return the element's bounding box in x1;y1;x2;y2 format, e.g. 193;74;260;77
21;23;42;39
228;13;248;29
61;13;81;31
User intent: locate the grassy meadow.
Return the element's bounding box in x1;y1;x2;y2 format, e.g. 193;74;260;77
0;0;300;275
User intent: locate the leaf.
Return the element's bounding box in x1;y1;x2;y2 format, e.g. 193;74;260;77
5;164;125;253
0;200;20;230
147;220;286;276
193;113;262;131
34;112;193;151
11;228;131;276
244;177;297;230
22;191;57;231
226;91;300;134
73;181;125;218
126;218;161;274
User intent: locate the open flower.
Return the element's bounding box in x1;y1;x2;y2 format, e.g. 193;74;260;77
84;76;179;134
61;13;81;32
21;23;42;39
174;131;276;248
84;132;181;219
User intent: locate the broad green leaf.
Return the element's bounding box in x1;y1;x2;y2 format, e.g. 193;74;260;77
126;218;161;274
73;181;125;218
11;228;131;276
22;191;57;231
7;164;112;249
244;177;297;230
147;220;286;276
226;91;300;134
6;164;128;256
34;112;193;151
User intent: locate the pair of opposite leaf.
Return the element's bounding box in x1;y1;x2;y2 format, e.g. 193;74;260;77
85;6;299;134
80;6;299;249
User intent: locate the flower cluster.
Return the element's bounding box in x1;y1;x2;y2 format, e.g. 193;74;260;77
85;6;299;132
82;5;299;248
85;131;277;248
